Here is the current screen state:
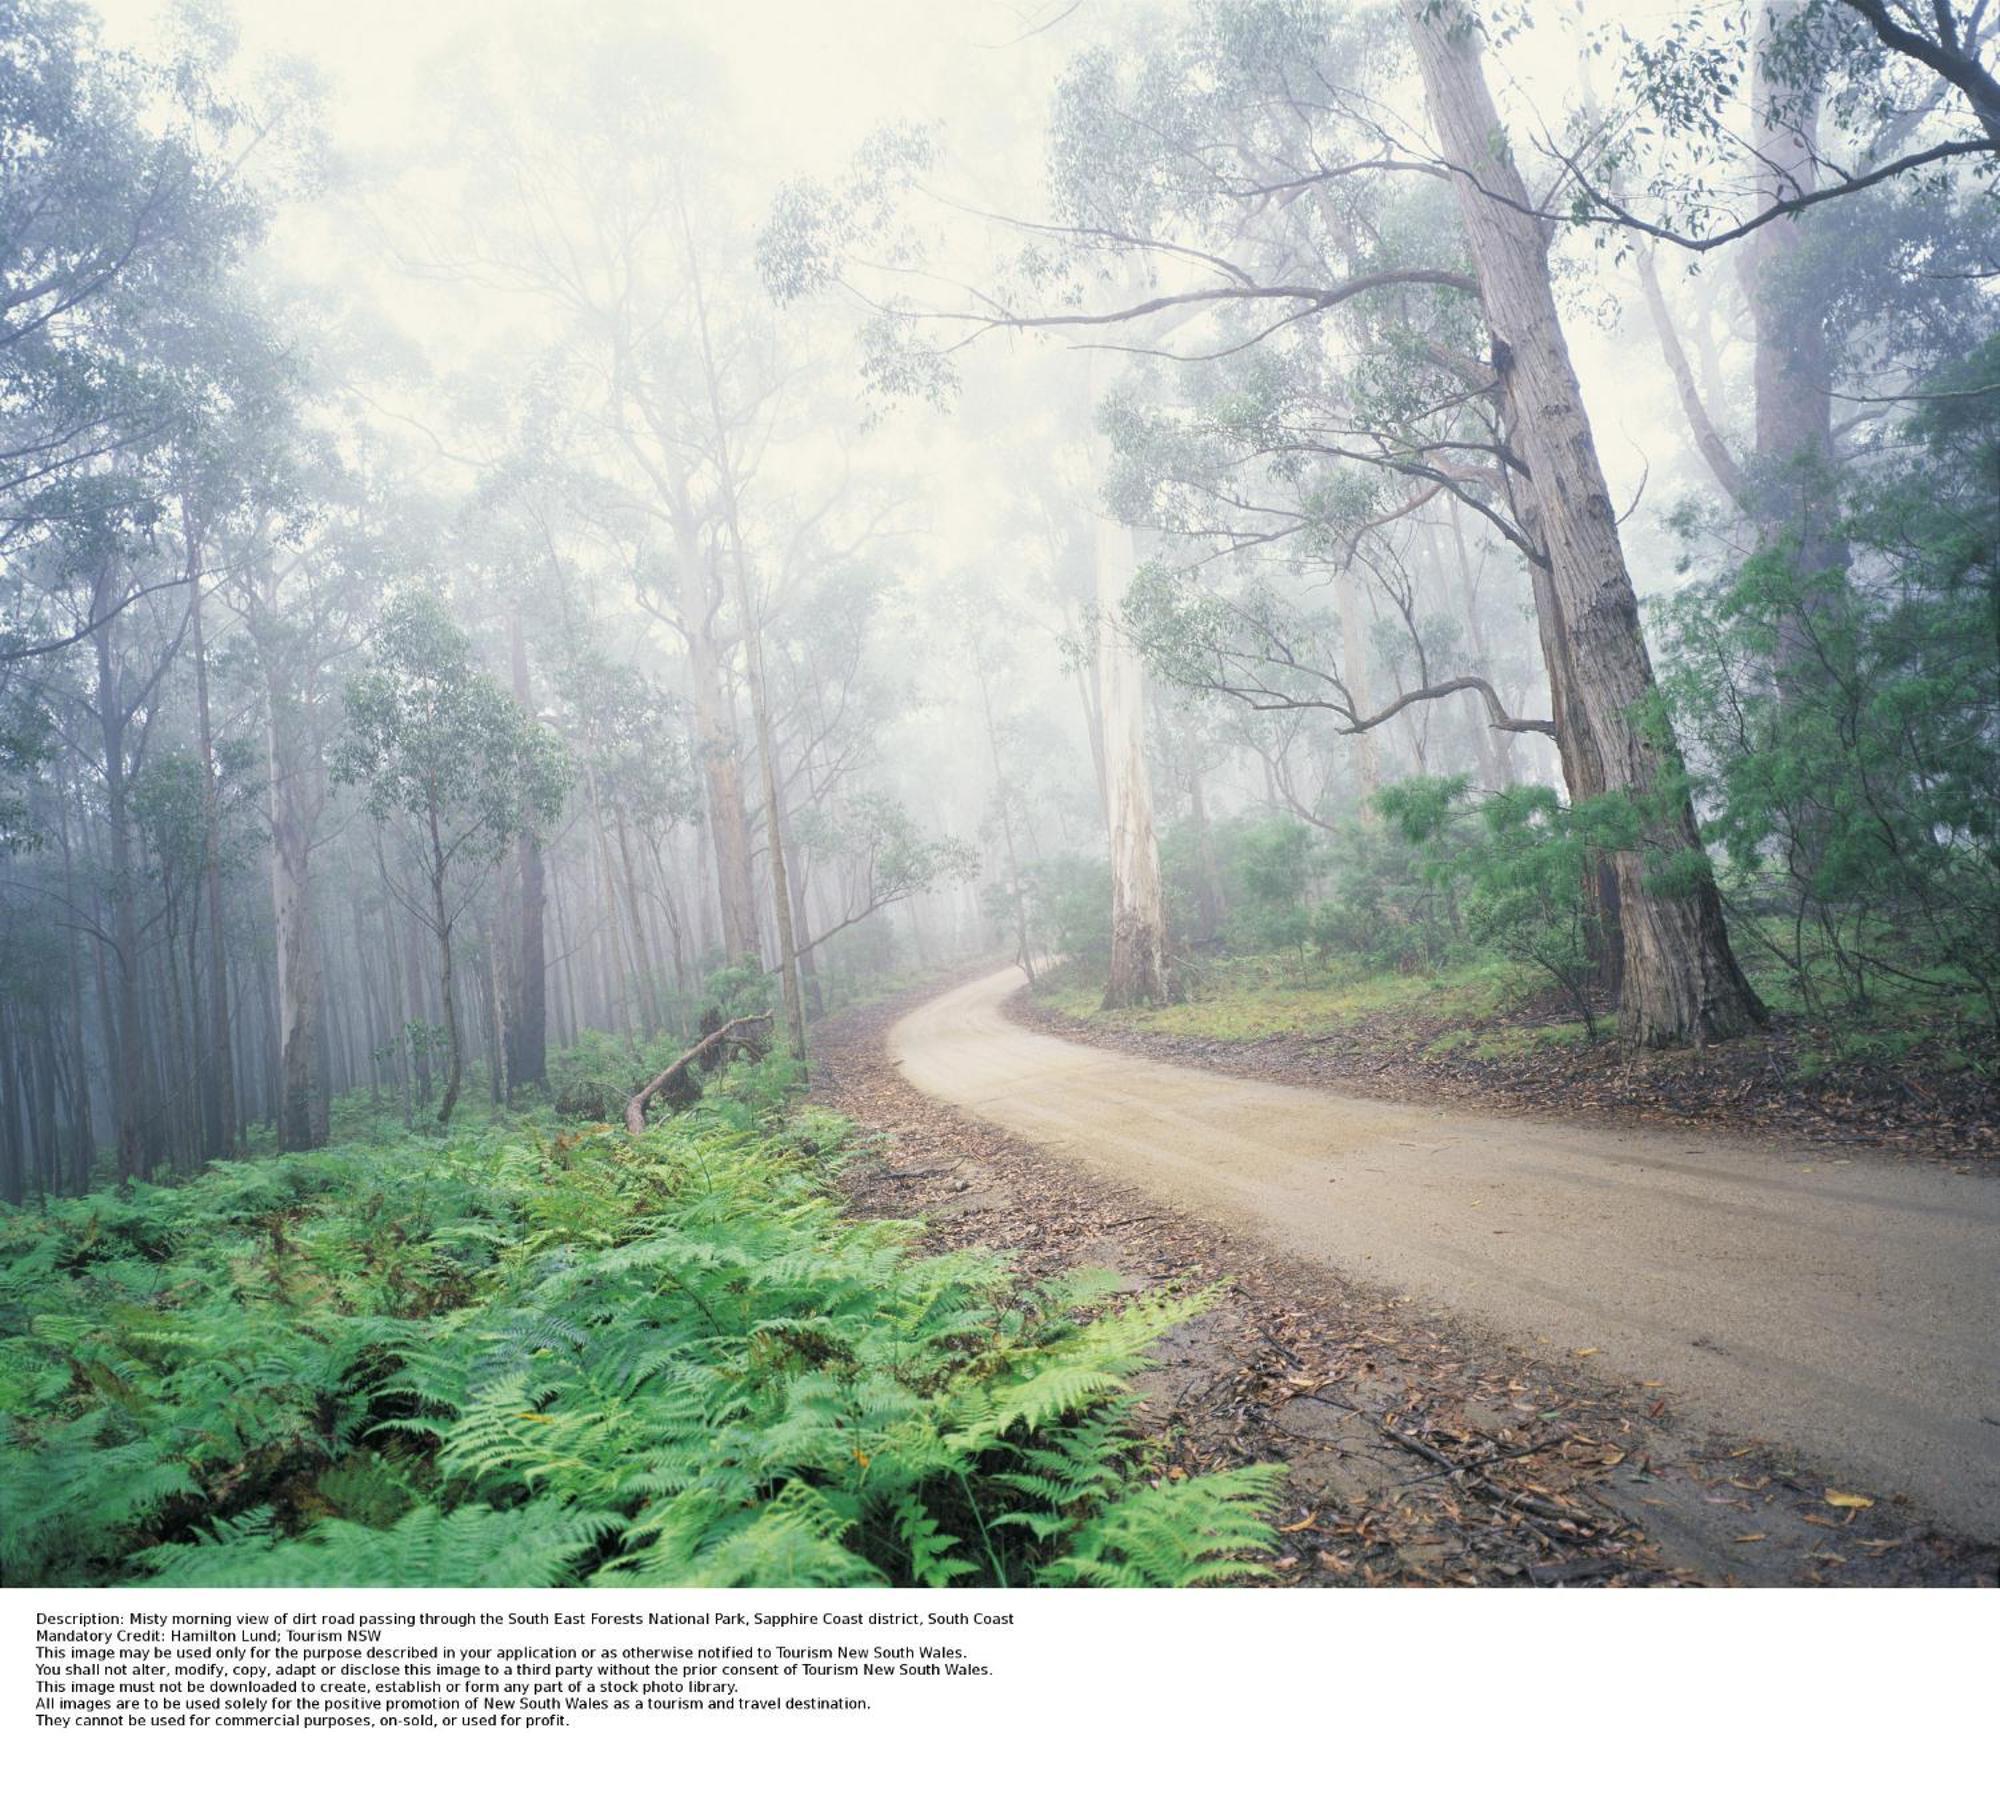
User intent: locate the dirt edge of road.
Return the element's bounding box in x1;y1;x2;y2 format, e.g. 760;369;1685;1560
813;969;1997;1589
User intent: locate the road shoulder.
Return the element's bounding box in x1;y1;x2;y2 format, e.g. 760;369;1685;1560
814;973;1997;1589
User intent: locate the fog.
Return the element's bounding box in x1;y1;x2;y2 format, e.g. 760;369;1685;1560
4;0;1994;1190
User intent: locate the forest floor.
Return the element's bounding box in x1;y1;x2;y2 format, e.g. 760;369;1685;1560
814;968;1998;1588
1026;956;2000;1167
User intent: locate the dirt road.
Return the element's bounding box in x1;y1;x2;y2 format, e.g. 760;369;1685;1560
891;966;2000;1539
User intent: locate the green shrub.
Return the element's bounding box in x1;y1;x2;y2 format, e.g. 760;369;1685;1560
1377;776;1641;1037
1655;341;2000;1029
1022;853;1114;969
1309;806;1466;976
549;1030;653;1121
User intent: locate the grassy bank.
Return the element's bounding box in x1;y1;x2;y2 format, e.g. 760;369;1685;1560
0;1082;1276;1588
1036;952;1563;1050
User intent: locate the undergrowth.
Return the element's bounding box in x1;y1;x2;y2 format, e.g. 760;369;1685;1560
0;1088;1276;1588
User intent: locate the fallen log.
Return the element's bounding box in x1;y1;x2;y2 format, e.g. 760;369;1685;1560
625;1011;773;1135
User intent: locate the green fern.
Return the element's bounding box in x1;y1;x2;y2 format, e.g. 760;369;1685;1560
2;1103;1278;1589
1039;1467;1286;1588
137;1500;619;1587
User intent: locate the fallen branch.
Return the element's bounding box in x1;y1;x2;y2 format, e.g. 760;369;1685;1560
1399;1432;1572;1487
1382;1422;1596;1535
625;1011;772;1135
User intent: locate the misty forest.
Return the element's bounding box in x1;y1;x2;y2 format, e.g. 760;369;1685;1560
1;0;1995;1591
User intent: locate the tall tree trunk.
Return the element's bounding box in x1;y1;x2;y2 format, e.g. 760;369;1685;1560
1446;507;1518;787
781;806;827;1021
741;613;808;1063
1188;760;1225;942
682;227;805;1064
185;510;235;1161
402;909;433;1106
1745;0;1847;677
1406;0;1764;1047
684;583;760;964
34;1009;61;1196
56;795;94;1190
483;921;507;1109
162;897;196;1172
267;669;326;1152
644;833;691;1010
548;856;581;1048
427;800;463;1127
582;779;637;1039
975;657;1036;979
506;605;549;1089
352;894;382;1103
1094;503;1170;1008
610;801;662;1038
92;572;149;1182
0;1018;24;1207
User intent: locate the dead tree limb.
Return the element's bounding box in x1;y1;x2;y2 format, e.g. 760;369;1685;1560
624;1011;772;1135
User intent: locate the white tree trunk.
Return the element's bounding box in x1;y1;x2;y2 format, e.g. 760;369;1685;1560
1094;504;1170;1007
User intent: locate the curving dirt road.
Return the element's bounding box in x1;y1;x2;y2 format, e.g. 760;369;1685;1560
891;965;2000;1539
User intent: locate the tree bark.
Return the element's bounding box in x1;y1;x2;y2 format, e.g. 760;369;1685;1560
1746;0;1847;667
679;555;761;965
1094;495;1171;1008
427;796;463;1127
91;569;150;1182
268;701;324;1153
184;511;235;1162
505;604;549;1088
1406;1;1765;1046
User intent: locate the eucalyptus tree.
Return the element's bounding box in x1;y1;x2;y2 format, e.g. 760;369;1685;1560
767;0;1776;1045
1567;1;1999;646
547;643;699;1040
0;0;264;574
397;17;939;1066
403;23;765;971
1544;0;2000;249
1402;0;1767;1043
335;592;569;1126
219;454;379;1150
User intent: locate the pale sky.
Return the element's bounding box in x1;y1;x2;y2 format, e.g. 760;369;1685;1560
88;0;1090;177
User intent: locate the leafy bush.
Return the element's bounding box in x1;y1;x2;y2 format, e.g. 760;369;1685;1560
1021;853;1113;968
704;955;779;1020
548;1030;653;1121
1308;804;1467;976
1656;344;2000;1030
1377;776;1639;1036
1217;817;1319;966
0;1103;1276;1588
